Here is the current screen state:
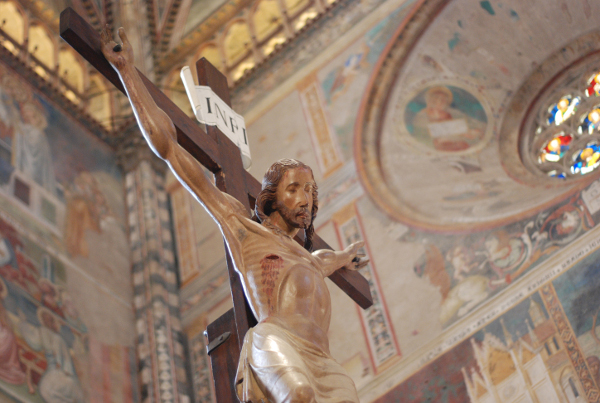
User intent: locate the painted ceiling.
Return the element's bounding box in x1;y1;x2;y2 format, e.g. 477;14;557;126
23;0;235;61
356;0;600;232
5;0;600;234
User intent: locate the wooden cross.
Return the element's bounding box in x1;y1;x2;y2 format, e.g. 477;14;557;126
59;8;373;402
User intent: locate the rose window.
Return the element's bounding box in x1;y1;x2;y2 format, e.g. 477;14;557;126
532;69;600;179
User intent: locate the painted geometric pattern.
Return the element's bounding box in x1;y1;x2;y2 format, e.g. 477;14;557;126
541;284;600;402
297;78;343;176
126;161;189;403
337;214;399;368
189;332;214;403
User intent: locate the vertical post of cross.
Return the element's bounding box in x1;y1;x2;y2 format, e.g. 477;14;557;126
195;58;257;403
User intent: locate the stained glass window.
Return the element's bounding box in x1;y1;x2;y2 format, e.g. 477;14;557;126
585;72;600;97
546;95;580;125
524;65;600;180
578;107;600;134
539;133;572;163
571;142;600;175
547;171;567;179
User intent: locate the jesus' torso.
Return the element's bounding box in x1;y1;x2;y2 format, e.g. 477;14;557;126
230;215;332;355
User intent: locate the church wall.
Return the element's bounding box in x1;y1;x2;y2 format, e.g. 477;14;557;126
371;230;600;402
0;61;137;402
168;0;600;402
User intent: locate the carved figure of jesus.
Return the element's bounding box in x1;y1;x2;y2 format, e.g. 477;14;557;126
101;28;368;403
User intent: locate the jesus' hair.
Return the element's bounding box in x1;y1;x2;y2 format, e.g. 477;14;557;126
254;159;319;251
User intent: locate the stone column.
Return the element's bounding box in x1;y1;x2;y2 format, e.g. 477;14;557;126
118;131;190;403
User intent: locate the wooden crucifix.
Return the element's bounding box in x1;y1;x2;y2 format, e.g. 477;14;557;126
59;8;373;402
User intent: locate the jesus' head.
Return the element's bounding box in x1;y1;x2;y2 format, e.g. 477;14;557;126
255;159;319;251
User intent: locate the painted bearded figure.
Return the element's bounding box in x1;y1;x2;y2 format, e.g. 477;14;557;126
101;28;368;403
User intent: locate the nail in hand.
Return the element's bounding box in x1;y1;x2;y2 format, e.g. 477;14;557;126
113;44;122;52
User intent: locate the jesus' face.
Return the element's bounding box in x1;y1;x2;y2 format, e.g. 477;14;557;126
274;167;315;229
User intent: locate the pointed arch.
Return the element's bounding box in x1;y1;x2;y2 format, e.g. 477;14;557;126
28;22;56;77
252;0;283;43
222;18;252;67
284;0;310;18
0;0;26;54
58;47;86;103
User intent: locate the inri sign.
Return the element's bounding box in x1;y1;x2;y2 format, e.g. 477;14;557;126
181;67;251;169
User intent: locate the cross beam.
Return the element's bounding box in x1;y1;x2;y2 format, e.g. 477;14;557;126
60;7;373;400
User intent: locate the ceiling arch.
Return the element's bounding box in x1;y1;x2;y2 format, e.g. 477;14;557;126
355;0;600;233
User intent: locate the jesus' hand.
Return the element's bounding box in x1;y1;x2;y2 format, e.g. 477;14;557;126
344;241;369;271
100;26;134;72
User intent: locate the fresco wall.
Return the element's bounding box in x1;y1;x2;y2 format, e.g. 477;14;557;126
0;61;137;402
168;0;600;402
375;232;600;403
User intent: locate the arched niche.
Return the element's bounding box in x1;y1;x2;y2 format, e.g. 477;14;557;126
252;0;282;42
0;0;26;54
28;23;55;76
559;366;586;403
223;20;251;67
58;48;85;102
284;0;309;18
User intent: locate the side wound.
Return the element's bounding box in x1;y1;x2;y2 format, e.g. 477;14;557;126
260;254;283;311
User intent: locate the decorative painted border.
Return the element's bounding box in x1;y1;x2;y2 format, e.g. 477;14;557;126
540;283;600;402
333;203;401;372
189;330;214;403
297;75;344;177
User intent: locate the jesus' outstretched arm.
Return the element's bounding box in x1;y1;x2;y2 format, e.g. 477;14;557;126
100;27;250;231
313;241;369;277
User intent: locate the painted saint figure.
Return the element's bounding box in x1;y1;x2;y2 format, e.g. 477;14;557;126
410;86;485;152
0;283;26;386
36;309;84;403
13;102;57;195
101;28;368;402
64;171;112;257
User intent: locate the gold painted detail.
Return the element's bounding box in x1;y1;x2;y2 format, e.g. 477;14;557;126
253;0;282;42
297;76;343;177
334;206;400;368
540;284;600;402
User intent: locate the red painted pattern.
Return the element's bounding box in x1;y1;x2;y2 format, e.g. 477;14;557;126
260;254;283;312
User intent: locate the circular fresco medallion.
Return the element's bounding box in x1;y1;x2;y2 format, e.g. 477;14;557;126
403;84;489;153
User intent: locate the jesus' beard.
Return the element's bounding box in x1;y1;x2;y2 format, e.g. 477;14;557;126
275;202;311;229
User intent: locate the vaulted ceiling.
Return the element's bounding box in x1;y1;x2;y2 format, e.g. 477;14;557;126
18;0;234;65
0;0;347;141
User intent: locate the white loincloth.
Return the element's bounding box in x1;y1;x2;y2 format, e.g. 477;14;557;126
235;321;359;403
